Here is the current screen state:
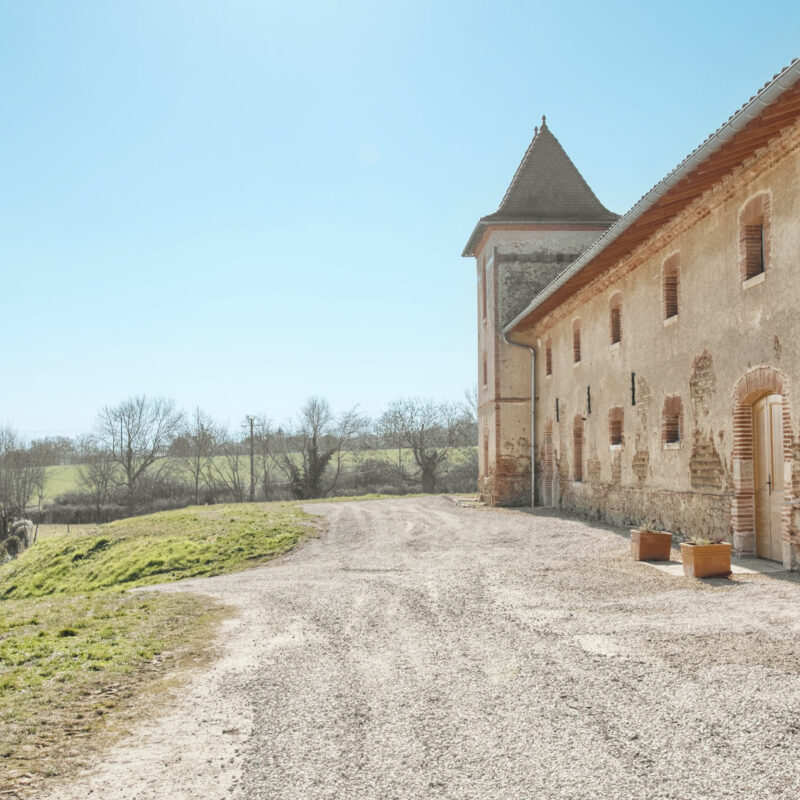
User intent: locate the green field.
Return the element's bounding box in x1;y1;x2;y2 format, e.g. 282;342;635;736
0;501;313;795
38;447;477;504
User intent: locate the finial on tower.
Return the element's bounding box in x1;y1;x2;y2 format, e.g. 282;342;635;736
541;114;547;127
534;125;538;135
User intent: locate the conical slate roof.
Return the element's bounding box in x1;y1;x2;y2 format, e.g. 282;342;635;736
463;118;618;256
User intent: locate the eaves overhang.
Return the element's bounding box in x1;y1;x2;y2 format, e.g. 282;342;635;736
504;58;800;336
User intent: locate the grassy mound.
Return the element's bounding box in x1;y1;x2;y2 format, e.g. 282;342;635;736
0;501;314;796
0;502;310;599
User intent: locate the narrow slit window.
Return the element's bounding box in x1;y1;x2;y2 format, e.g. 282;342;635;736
573;320;581;363
545;340;552;377
663;256;679;319
609;294;622;345
609;407;624;446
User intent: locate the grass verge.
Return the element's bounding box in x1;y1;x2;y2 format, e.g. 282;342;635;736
1;502;311;599
0;501;314;796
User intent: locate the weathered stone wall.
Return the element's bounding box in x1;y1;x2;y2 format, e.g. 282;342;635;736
496;253;578;328
475;228;609;505
514;119;800;567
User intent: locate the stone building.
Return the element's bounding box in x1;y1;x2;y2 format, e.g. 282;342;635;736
464;60;800;568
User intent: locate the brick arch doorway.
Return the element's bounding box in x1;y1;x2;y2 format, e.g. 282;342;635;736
731;367;793;563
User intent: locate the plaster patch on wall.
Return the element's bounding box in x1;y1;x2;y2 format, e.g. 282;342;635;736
611;451;622;485
792;438;800;500
774;335;783;360
690;351;716;419
632;427;650;484
690;430;725;490
632;449;649;483
587;440;601;484
635;375;652;413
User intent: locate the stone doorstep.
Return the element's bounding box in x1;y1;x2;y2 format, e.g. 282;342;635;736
639;556;789;577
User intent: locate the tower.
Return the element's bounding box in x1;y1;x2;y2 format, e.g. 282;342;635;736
463;118;617;505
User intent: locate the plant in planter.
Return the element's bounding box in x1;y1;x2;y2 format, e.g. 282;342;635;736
680;534;732;578
630;525;673;561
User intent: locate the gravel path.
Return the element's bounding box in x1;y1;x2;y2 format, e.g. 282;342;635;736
40;496;800;799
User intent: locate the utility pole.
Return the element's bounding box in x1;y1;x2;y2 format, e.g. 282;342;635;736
247;415;255;502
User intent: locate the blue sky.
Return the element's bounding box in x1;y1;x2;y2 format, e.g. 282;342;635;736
1;1;799;436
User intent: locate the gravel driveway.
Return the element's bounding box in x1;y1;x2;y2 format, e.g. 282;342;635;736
40;496;800;799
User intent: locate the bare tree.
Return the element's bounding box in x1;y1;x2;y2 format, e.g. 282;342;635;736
75;436;119;518
378;398;469;493
272;397;363;499
210;426;250;502
174;407;219;505
95;395;184;515
253;416;276;500
0;428;47;538
460;385;479;445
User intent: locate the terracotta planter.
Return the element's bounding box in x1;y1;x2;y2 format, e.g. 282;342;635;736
630;529;673;561
680;542;732;578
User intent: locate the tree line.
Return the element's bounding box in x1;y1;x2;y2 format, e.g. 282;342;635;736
1;393;478;531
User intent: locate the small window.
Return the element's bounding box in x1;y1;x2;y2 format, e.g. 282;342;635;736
743;222;764;279
662;396;683;445
609;294;622;345
663;255;679;319
609;406;624;446
545;339;552;377
739;192;771;283
573;319;581;363
573;417;583;482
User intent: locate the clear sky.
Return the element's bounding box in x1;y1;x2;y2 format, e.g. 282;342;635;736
2;1;799;437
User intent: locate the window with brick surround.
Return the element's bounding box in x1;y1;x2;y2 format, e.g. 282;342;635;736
662;254;679;320
573;417;583;481
609;406;623;446
573;319;581;363
609;293;622;345
744;222;764;279
662;396;683;445
739;191;771;282
545;338;552;377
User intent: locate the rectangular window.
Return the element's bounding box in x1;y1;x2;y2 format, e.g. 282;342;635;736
609;295;622;345
664;415;681;444
573;321;581;363
573;424;583;482
609;407;624;446
662;396;683;445
744;222;764;279
546;343;552;376
664;273;678;318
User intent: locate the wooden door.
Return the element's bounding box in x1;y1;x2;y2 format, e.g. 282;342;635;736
753;394;784;561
